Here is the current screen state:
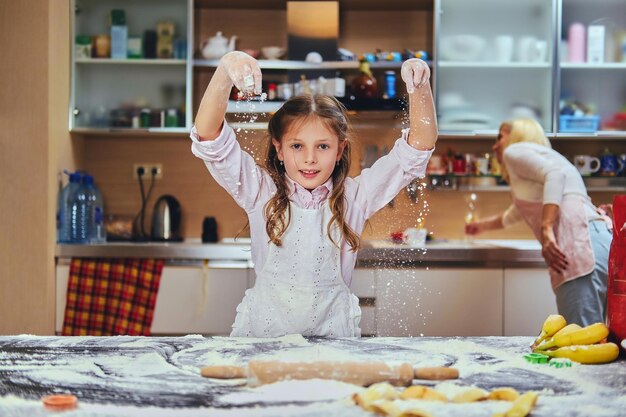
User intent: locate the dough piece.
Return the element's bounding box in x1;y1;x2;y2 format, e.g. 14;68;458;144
400;385;447;402
353;382;400;410
493;391;538;417
369;399;402;416
369;400;434;417
451;387;489;403
488;387;520;402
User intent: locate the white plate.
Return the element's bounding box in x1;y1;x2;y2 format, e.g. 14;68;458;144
622;339;626;350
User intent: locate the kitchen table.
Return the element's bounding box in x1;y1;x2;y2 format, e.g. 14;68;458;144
1;335;624;416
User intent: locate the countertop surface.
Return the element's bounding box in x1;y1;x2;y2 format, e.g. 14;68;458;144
56;239;546;267
0;335;624;416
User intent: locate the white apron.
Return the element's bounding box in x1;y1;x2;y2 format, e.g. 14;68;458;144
513;194;596;290
230;202;361;337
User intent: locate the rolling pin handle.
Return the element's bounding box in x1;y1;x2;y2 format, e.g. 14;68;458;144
200;365;247;379
414;367;459;380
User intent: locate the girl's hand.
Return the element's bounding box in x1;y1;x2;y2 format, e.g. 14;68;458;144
401;58;430;94
541;227;568;273
219;51;262;95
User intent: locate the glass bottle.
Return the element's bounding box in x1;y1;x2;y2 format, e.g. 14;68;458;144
351;61;377;98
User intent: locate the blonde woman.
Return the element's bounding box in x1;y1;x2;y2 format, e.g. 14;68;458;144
465;118;612;326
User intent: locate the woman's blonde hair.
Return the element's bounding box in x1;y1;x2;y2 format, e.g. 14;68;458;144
500;118;551;182
264;95;360;251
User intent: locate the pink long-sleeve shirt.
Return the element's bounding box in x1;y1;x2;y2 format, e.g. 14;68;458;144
190;123;433;286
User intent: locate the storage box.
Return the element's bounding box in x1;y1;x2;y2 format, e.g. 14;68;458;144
559;115;600;132
587;25;605;64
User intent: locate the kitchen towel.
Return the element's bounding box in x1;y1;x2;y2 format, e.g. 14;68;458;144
62;258;164;336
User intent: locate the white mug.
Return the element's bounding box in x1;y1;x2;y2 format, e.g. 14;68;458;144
516;36;537;62
476;157;490;175
530;40;548;62
573;155;601;176
494;35;514;63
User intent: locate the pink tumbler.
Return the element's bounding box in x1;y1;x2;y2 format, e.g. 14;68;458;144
568;22;586;63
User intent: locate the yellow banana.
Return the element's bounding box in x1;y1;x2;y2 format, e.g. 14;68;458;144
531;315;567;349
552;323;582;338
534;322;608;351
542;342;619;364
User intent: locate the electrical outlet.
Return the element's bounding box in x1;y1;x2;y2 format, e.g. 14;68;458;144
133;163;163;179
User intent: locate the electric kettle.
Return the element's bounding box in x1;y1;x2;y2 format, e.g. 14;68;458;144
151;195;183;242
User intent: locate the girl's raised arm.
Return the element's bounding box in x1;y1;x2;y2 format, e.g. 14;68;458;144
194;51;262;141
401;58;438;150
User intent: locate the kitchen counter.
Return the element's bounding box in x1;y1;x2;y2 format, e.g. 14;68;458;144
1;335;624;416
56;239;546;268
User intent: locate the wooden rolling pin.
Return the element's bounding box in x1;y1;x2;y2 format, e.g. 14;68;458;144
200;360;459;387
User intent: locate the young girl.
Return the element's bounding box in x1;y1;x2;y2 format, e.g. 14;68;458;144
191;51;437;337
465;118;612;326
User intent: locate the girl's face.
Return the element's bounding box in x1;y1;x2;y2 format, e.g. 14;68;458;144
492;124;511;164
272;117;346;191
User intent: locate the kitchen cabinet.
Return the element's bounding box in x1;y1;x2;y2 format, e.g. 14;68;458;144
193;0;433;120
435;0;557;134
70;0;192;132
55;261;252;335
150;263;250;335
351;269;377;336
559;0;626;135
375;267;503;337
503;268;557;336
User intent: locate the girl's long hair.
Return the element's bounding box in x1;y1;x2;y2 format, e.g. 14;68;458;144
500;118;551;183
264;95;359;251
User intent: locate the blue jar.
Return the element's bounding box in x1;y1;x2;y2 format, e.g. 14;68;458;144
384;71;396;99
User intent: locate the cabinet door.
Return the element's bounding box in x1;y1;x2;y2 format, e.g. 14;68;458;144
559;0;626;135
376;267;503;337
151;265;249;335
436;0;556;133
503;268;557;336
351;269;377;336
71;0;191;131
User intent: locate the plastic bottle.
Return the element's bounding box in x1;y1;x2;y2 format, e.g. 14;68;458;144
607;195;626;347
384;71;396;99
69;174;97;243
84;174;106;243
568;22;586;63
57;171;82;243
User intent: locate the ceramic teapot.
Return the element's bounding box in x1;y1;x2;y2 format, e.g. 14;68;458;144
201;31;237;60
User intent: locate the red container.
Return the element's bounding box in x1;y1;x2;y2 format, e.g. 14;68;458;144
607;195;626;349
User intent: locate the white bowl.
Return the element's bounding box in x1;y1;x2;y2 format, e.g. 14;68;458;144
440;35;486;61
261;46;286;60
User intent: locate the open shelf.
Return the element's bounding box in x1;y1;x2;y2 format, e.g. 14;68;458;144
76;58;187;65
194;60;415;70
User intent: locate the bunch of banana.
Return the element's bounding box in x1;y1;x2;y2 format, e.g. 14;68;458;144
532;318;619;364
531;314;567;349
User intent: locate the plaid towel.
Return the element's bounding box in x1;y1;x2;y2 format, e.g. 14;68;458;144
62;258;164;336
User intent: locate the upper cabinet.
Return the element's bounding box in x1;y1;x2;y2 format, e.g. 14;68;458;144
559;0;626;136
192;0;434;118
435;0;556;135
70;0;192;133
68;0;626;139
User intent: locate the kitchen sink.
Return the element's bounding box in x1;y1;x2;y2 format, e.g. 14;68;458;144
362;239;540;250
